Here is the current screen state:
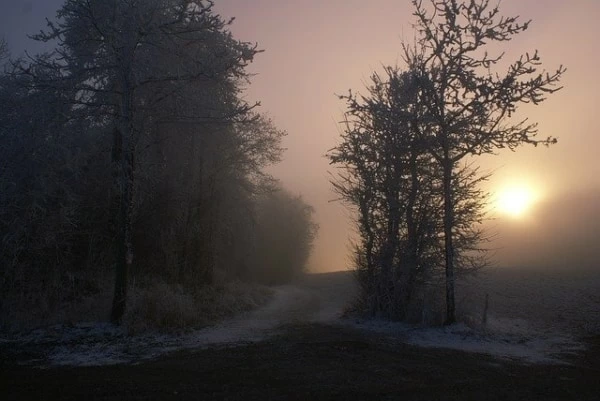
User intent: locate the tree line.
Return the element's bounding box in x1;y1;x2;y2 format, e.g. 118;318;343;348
329;0;564;324
0;0;317;330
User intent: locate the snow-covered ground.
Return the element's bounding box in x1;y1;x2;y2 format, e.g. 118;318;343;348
2;269;598;367
347;269;600;364
347;318;585;365
1;273;356;367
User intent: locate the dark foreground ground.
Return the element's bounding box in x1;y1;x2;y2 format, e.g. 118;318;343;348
2;323;599;401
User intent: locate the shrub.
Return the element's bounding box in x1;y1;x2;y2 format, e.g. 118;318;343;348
124;280;273;334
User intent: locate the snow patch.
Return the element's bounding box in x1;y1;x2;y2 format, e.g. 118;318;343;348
6;283;350;368
346;316;586;364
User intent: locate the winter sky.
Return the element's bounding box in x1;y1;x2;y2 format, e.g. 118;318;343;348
2;0;599;272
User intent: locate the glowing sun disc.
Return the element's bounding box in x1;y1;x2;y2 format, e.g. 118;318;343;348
497;187;534;217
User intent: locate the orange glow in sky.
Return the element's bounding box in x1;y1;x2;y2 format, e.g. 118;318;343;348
496;186;537;218
3;0;599;271
212;0;600;271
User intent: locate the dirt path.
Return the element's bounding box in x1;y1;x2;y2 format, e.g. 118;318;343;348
213;271;358;333
0;272;358;367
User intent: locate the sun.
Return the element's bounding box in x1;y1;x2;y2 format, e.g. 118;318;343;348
496;186;536;218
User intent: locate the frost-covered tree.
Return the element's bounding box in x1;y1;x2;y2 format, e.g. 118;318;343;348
406;0;565;323
20;0;266;323
0;59;113;326
329;66;488;321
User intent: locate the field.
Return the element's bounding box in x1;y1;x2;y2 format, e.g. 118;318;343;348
458;268;600;336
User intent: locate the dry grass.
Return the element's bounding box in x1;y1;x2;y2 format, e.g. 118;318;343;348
124;280;273;335
1;274;273;336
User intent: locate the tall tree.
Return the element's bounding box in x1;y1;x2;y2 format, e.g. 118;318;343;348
406;0;565;323
330;65;487;320
331;67;440;317
26;0;261;323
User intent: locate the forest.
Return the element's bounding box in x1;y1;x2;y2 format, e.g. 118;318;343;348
0;0;318;331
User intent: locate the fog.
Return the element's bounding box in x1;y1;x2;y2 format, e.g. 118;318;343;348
490;189;600;271
2;0;599;273
2;4;600;398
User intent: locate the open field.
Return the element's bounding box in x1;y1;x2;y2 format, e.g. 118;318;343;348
458;267;600;336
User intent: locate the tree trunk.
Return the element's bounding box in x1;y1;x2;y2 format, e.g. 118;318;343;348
110;130;134;324
179;133;199;284
402;154;420;319
383;182;400;316
442;156;456;325
111;72;135;324
358;194;379;315
383;197;400;277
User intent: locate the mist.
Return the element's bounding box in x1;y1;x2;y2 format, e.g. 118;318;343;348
1;1;599;399
211;0;600;274
490;189;600;271
2;0;599;273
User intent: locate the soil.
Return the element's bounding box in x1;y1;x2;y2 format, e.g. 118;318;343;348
2;323;600;401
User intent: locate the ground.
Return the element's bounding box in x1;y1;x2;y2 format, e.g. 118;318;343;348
3;325;600;401
2;270;599;400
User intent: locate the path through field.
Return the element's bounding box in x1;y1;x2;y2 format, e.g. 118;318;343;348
2;269;599;367
171;271;358;345
0;272;358;367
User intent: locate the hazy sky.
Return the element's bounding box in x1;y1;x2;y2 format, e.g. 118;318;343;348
2;0;599;272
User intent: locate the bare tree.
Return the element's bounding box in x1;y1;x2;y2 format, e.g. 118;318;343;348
329;65;488;321
330;67;437;318
406;0;565;323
